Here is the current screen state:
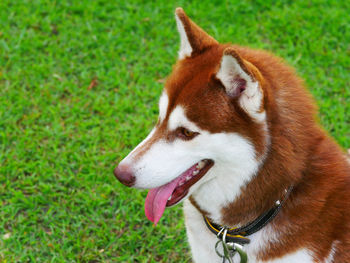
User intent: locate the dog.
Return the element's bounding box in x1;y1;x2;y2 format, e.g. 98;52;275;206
114;7;350;263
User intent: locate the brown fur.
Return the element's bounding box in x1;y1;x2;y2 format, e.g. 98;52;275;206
167;9;350;262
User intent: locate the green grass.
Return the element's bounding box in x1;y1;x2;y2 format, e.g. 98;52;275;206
0;0;349;262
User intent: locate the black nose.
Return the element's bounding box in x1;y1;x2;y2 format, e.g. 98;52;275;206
113;164;135;187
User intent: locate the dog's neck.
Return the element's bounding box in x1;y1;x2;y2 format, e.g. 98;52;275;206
189;162;267;226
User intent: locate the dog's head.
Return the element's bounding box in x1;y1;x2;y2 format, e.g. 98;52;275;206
114;8;270;224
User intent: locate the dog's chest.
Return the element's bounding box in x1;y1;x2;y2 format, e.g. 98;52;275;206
183;200;314;263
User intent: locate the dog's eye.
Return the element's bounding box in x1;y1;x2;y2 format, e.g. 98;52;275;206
178;127;198;140
183;128;193;137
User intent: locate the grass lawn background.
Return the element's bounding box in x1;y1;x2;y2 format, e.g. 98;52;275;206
0;0;349;262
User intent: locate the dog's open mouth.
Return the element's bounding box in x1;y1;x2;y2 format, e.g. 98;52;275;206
145;159;214;225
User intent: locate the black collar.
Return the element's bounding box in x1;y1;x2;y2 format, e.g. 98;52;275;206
204;186;294;245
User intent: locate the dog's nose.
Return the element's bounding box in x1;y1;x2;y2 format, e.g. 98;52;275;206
114;164;135;187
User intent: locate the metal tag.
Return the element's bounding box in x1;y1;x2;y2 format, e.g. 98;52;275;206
214;228;248;263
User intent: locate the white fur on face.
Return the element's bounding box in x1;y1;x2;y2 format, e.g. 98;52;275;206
175;14;193;59
168;106;200;132
119;107;206;189
122;105;260;222
129;106;209;188
216;54;266;123
131;137;204;189
158;92;169;123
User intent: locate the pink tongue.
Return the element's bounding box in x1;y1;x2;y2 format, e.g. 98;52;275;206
145;177;181;225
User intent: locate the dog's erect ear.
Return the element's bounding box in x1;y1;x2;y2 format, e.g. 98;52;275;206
216;48;265;122
175;7;218;59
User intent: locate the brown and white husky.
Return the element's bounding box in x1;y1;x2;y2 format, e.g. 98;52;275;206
114;7;350;263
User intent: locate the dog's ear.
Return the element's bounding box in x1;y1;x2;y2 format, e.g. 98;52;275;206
216;47;265;122
175;7;218;59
